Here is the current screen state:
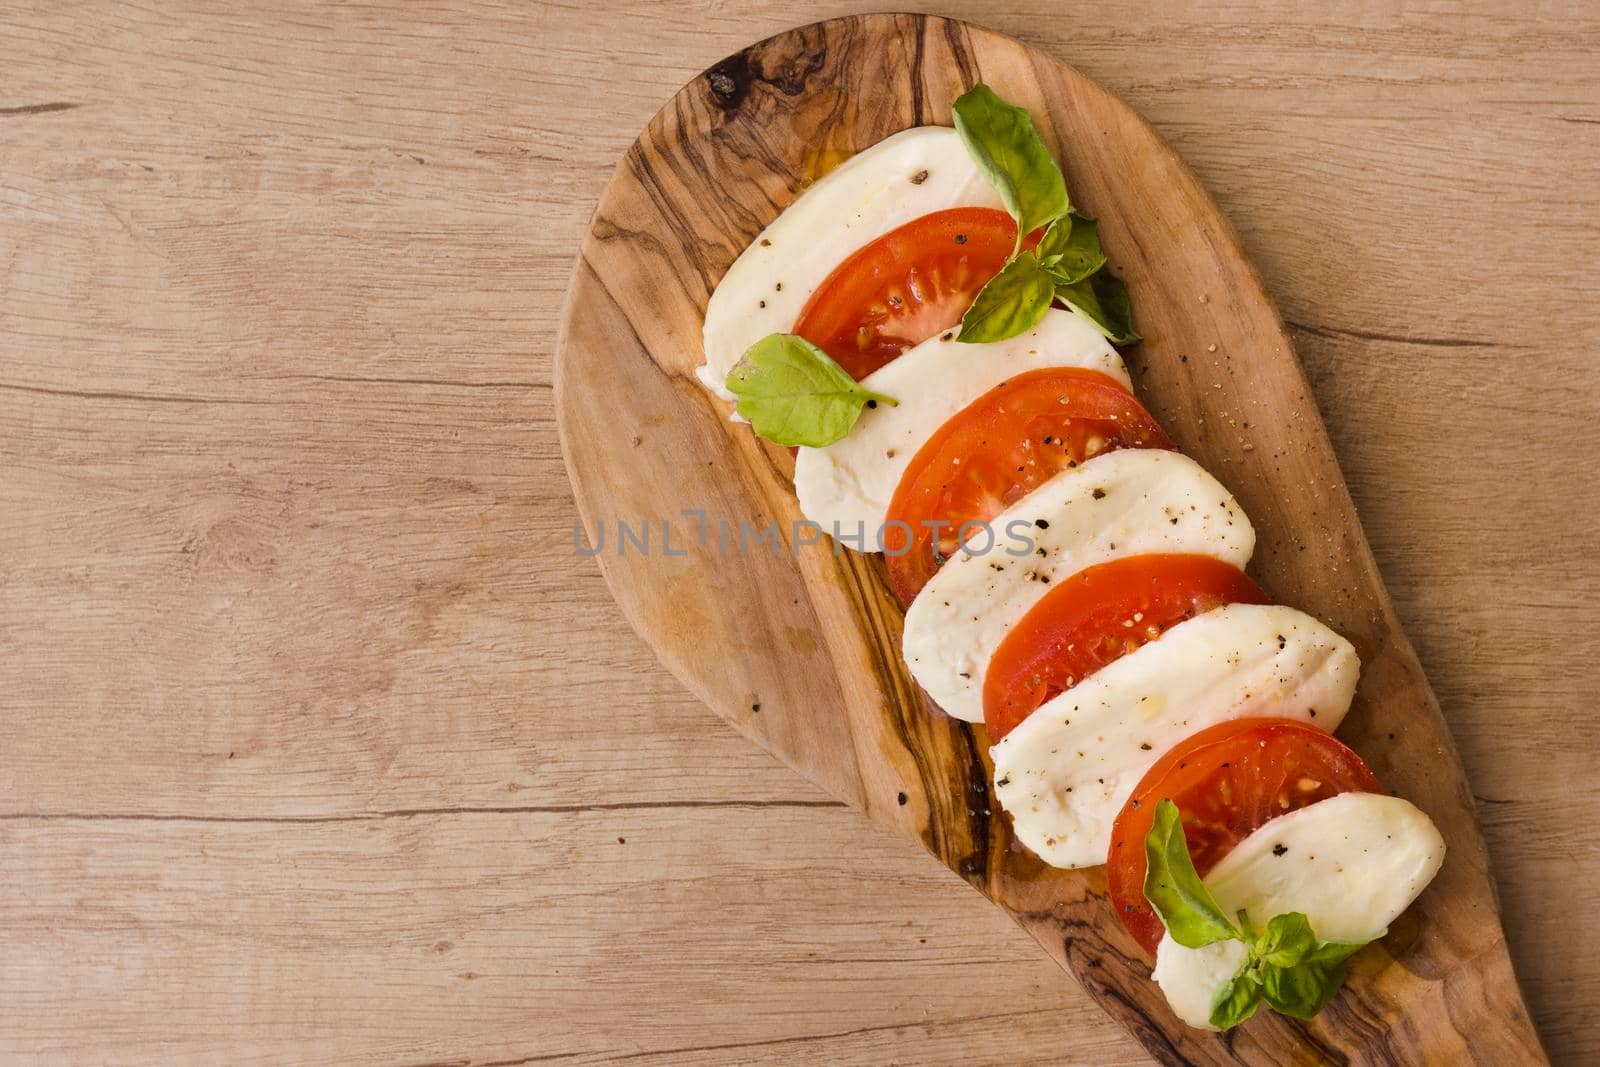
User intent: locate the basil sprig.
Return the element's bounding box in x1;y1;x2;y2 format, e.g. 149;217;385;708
1209;912;1370;1028
724;333;896;447
1143;799;1378;1030
951;84;1140;346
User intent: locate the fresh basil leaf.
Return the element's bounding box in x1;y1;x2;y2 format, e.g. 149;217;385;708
1059;270;1140;345
1261;959;1347;1020
1038;213;1106;286
725;333;896;447
1257;912;1318;968
1035;216;1071;264
1089;271;1139;343
1253;921;1374;1022
1209;971;1263;1030
1143;798;1239;949
1304;936;1376;966
957;252;1056;344
952;83;1069;247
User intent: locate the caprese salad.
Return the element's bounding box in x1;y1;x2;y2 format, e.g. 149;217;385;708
697;84;1444;1032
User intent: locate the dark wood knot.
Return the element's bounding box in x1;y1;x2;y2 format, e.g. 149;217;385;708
704;59;747;111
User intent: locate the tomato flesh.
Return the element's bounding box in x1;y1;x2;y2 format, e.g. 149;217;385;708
793;207;1022;379
882;367;1174;606
983;555;1269;742
1107;718;1382;957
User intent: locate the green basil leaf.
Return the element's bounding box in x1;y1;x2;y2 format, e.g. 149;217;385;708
1059;270;1140;345
1304;935;1377;966
1035;216;1072;263
1038;213;1106;285
952;83;1069;247
1258;912;1318;968
1261;959;1347;1020
1209;971;1263;1030
1143;798;1240;949
1248;918;1375;1022
957;252;1056;344
725;334;896;447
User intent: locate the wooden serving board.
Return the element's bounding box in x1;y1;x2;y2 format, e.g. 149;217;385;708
554;13;1545;1065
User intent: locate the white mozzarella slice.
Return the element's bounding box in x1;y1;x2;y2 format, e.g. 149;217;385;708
902;449;1255;724
698;126;1003;399
990;603;1359;868
793;308;1128;549
1153;793;1446;1029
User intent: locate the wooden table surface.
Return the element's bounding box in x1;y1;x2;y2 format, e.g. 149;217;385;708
4;3;1597;1064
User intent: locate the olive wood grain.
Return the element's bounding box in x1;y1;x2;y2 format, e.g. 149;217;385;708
554;13;1546;1065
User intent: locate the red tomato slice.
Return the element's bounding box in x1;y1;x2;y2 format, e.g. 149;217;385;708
793;207;1022;379
982;555;1269;742
1107;718;1382;957
882;367;1174;606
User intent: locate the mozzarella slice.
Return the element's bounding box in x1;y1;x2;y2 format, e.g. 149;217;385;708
698;126;1003;399
902;449;1255;724
793;308;1128;549
990;603;1359;868
1153;792;1446;1029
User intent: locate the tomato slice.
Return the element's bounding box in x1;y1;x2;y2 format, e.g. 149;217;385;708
1107;718;1382;956
793;207;1022;379
983;555;1269;742
882;367;1174;606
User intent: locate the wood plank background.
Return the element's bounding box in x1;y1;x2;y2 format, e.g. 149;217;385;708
3;2;1596;1064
